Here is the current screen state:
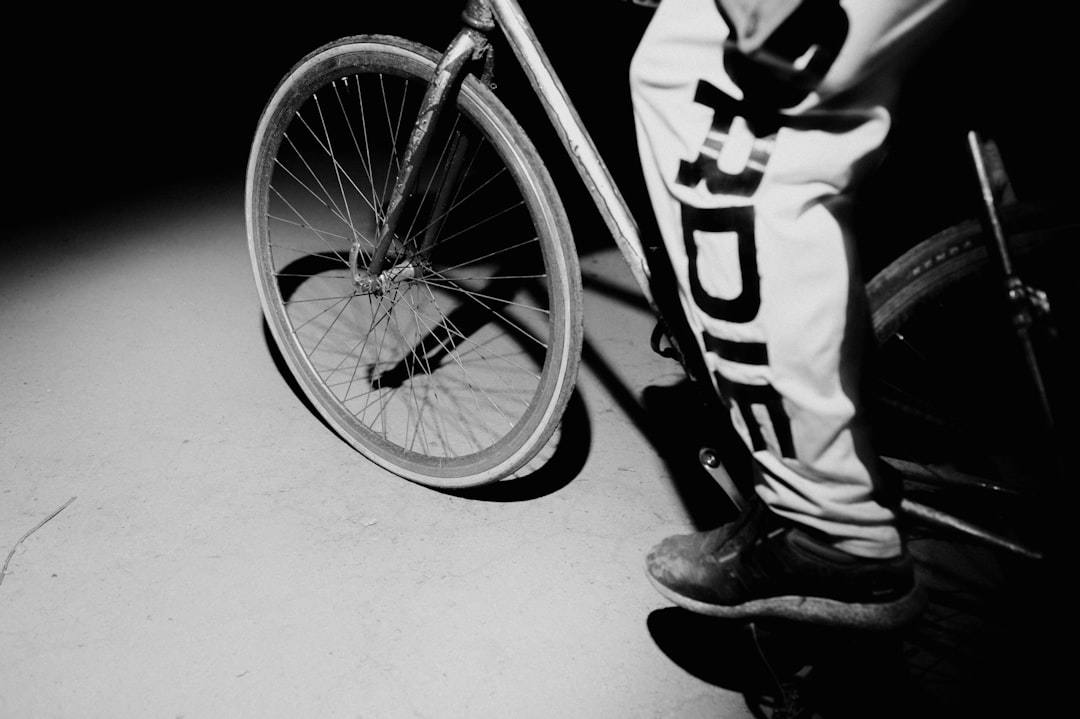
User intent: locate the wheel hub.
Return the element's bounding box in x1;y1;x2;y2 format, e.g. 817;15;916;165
349;239;424;295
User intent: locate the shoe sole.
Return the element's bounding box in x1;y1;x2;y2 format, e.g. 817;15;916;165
646;571;928;631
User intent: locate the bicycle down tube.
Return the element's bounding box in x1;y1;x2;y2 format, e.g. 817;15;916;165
481;0;750;507
484;0;655;308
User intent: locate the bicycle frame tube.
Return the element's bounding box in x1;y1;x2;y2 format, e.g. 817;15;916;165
487;0;656;310
966;131;1056;434
488;0;754;506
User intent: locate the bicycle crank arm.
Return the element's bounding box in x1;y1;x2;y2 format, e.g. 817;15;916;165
699;446;748;510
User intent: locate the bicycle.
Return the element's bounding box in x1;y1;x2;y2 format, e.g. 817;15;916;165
244;0;1073;567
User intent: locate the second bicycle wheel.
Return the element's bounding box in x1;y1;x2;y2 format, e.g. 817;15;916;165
864;201;1077;715
245;35;583;488
865;201;1078;556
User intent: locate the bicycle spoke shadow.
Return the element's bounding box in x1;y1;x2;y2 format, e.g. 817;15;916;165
446;272;743;503
260;312;592;501
262;249;594;501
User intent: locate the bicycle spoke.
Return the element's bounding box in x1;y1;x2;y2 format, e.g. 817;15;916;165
409;172;521;252
333;78;380;219
280;126;352;228
268;185;355;260
435;235;541;276
381;73;407;199
411;284;524;430
313;93;359;241
422;270;549;351
420;276;551;317
267;213;352;246
248;38;581;484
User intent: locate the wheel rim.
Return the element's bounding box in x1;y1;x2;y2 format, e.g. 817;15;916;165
247;42;577;483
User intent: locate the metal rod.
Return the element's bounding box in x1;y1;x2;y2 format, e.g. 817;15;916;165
489;0;656;310
901;498;1042;560
881;456;1023;496
967;130;1015;276
966;130;1056;433
366;28;480;278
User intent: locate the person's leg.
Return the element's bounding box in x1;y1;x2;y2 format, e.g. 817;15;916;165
630;0;967;624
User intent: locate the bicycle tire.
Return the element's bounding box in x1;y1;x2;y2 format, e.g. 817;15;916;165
865;201;1078;553
245;35;583;488
864;200;1076;717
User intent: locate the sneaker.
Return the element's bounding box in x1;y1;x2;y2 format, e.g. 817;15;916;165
646;501;926;630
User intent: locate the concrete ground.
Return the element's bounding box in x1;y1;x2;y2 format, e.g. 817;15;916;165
1;6;1067;718
0;173;1058;719
0;178;752;718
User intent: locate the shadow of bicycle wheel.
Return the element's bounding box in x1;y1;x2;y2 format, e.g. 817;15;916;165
260;309;594;501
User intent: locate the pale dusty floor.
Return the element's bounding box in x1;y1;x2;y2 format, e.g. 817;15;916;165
0;174;1056;719
0;179;758;719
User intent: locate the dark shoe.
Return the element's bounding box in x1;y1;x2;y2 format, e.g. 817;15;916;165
646;502;925;630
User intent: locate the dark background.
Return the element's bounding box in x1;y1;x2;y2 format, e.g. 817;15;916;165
6;2;1075;263
4;5;653;235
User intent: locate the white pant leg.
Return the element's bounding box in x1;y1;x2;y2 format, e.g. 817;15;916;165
630;0;967;556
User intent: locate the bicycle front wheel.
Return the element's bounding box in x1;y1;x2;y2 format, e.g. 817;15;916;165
245;36;583;488
866;202;1078;555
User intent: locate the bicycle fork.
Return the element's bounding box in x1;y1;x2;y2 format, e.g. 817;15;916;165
351;3;495;293
966;131;1057;437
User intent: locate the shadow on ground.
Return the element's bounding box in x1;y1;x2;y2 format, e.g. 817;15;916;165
646;519;1062;719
